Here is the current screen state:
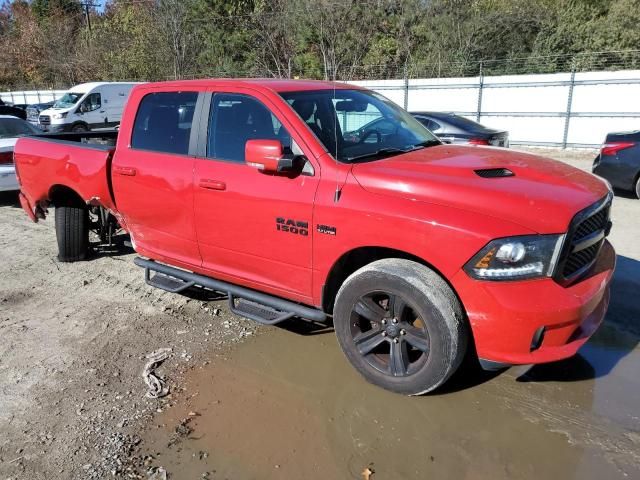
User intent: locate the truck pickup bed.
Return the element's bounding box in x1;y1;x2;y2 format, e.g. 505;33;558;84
17;132;118;220
14;79;615;395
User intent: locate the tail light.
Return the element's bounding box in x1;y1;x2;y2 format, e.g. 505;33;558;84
468;138;490;146
601;142;634;156
0;151;13;165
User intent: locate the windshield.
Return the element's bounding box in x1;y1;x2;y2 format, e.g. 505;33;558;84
0;117;40;138
280;89;439;163
53;92;85;109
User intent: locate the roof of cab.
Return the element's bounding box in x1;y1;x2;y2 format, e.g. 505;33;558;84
135;78;363;93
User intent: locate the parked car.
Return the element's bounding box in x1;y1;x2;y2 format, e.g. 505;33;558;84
0;98;27;120
38;82;140;133
593;130;640;198
0;115;40;192
15;79;614;395
411;111;509;147
26;101;55;127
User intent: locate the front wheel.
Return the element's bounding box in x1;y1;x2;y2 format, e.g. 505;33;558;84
334;259;468;395
635;176;640;199
71;123;89;133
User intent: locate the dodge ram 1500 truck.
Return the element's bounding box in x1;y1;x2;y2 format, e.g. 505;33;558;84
14;79;615;395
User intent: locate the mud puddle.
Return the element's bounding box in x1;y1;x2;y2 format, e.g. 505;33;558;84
141;322;640;479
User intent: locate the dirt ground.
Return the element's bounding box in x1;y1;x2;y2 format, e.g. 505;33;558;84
1;147;639;480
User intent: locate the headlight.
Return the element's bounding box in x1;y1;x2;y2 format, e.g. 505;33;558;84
52;112;67;119
464;234;564;281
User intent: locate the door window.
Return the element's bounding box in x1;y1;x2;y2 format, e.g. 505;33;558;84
131;91;198;155
79;93;101;113
418;117;442;132
208;93;291;163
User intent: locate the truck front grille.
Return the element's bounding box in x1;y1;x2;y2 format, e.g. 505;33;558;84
39;115;50;125
557;194;612;283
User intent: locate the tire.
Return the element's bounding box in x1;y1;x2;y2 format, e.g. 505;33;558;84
635;176;640;199
71;123;89;133
334;259;468;395
55;202;89;262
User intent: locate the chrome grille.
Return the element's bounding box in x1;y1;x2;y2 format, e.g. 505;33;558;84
39;115;50;125
558;195;612;282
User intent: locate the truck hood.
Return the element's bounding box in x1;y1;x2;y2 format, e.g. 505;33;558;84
351;145;610;233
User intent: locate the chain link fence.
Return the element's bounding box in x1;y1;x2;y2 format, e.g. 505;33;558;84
3;51;640;148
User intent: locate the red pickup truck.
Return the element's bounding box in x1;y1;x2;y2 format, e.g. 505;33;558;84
15;79;615;395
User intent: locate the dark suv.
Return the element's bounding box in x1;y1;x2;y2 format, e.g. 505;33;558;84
593;130;640;198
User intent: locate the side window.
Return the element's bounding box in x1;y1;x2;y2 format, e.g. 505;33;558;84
420;118;442;132
334;99;383;135
131;91;198;155
80;93;101;113
208;93;291;163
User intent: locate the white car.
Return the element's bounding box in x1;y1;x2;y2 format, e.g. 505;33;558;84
0;115;40;192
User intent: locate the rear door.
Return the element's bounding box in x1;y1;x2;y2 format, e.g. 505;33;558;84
192;88;320;302
111;87;203;267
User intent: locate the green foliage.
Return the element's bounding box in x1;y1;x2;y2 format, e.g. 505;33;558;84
0;0;639;88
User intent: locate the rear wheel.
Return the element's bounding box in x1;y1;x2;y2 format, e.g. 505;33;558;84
333;259;468;395
635;175;640;199
55;202;89;262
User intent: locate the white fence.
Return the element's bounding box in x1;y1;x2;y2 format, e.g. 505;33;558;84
4;70;640;148
0;89;67;105
350;69;640;148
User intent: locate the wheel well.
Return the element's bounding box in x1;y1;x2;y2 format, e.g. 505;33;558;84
49;185;85;207
322;247;444;314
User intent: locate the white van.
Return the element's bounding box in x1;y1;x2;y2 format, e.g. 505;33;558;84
38;82;141;133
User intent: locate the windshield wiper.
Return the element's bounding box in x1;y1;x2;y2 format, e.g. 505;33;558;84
346;148;407;163
408;139;442;150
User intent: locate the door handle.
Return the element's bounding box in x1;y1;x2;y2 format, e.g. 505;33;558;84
114;166;137;176
199;179;226;191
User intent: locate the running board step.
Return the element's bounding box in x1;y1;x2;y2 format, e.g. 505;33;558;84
229;295;295;325
134;257;326;325
145;270;195;294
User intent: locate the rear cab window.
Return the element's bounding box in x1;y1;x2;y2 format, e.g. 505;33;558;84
131;91;198;155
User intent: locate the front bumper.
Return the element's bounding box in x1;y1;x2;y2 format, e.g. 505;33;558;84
40;124;70;133
452;240;615;366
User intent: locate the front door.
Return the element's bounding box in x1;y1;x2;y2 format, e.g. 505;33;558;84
77;92;104;129
193;90;319;302
111;89;202;267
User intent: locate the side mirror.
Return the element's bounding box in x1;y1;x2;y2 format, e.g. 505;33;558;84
245;139;293;173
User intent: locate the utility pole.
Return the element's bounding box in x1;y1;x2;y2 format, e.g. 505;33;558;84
80;2;99;33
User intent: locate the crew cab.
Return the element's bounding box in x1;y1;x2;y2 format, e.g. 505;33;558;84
14;79;615;395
